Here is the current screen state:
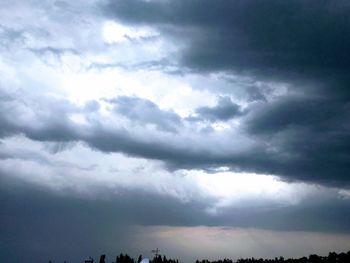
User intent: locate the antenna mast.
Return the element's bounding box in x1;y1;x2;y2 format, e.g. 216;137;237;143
151;248;160;258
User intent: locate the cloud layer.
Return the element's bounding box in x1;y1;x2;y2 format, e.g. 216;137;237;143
1;0;350;262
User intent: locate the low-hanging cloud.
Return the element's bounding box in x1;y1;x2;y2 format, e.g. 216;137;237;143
100;0;350;186
1;87;350;187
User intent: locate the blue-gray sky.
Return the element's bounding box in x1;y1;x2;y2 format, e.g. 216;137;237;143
1;1;350;262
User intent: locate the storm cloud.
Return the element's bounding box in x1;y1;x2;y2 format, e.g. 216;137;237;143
194;96;243;122
100;0;350;186
1;1;350;262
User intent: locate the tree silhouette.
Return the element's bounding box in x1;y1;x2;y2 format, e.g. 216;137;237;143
99;254;106;263
77;248;350;263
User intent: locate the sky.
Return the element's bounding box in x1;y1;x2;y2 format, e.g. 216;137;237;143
1;0;350;262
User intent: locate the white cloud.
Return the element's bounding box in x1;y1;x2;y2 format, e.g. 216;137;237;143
102;21;159;43
0;135;338;213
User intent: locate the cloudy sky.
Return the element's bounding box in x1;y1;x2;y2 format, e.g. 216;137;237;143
1;0;350;262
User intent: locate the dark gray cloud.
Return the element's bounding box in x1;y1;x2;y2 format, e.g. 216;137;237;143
102;0;350;103
0;90;226;169
240;95;350;185
246;96;340;134
104;1;350;86
0;89;79;142
0;172;209;263
107;96;182;132
102;0;350;100
1;170;350;263
194;96;243;122
1;1;350;187
1;88;350;187
100;0;350;186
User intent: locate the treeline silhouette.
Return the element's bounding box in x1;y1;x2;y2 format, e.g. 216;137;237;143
91;254;179;263
52;250;350;263
196;250;350;263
